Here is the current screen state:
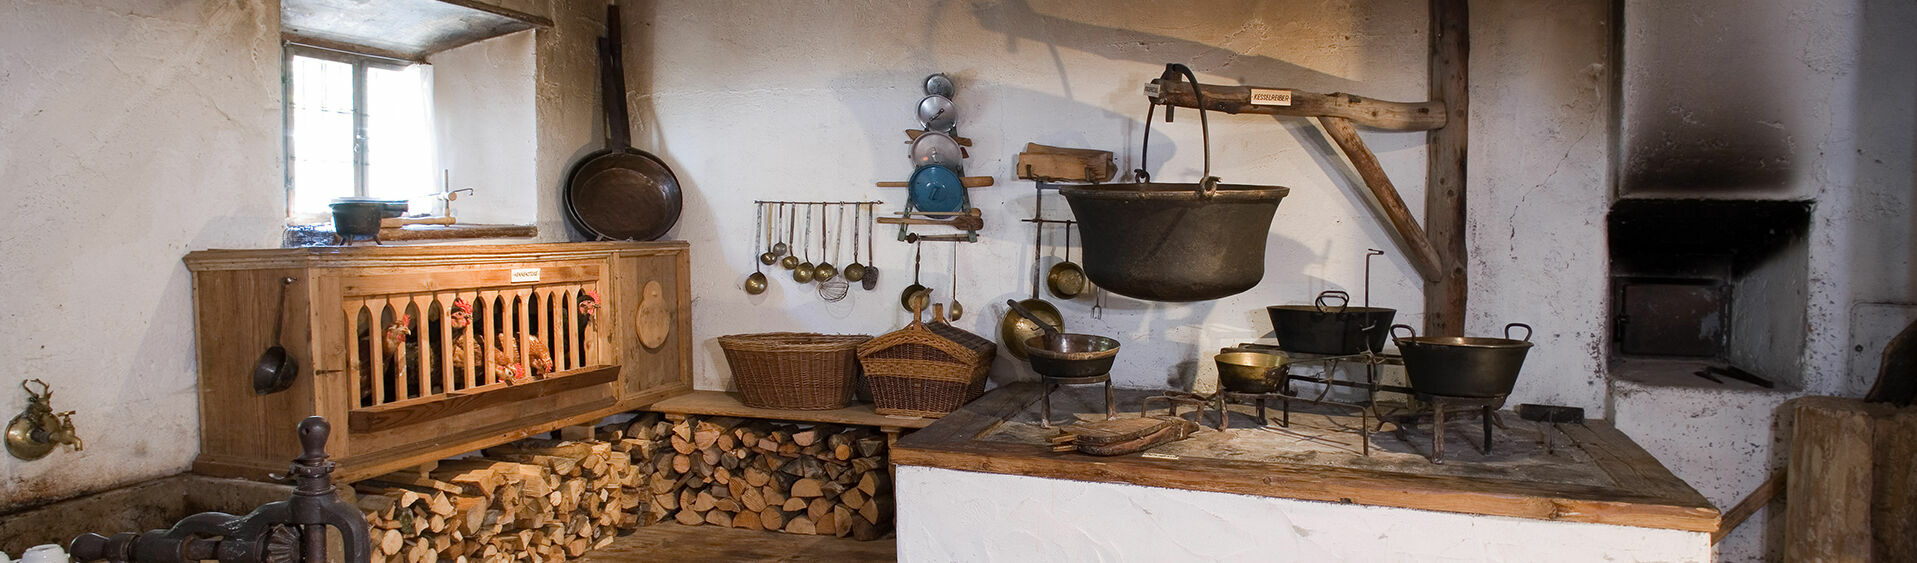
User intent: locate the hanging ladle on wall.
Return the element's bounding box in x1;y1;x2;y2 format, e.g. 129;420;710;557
252;276;299;395
814;204;839;282
794;204;816;283
1047;222;1086;299
844;204;867;282
780;204;800;270
949;244;964;321
900;241;931;312
761;203;782;265
745;204;768;295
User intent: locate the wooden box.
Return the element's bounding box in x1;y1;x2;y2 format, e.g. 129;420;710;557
183;242;690;482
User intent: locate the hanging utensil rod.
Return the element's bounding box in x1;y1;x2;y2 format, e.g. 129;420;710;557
754;200;884;205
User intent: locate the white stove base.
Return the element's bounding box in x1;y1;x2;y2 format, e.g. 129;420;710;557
896;466;1710;562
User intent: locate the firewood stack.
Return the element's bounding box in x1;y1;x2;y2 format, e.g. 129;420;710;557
637;415;894;540
351;429;651;563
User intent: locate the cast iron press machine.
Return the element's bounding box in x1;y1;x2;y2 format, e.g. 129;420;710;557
68;417;370;563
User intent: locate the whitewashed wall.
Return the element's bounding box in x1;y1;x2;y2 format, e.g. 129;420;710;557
896;466;1711;562
0;0;286;510
431;32;539;226
630;0;1613;413
0;0;602;511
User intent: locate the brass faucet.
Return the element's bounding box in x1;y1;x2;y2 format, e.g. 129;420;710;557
5;378;82;460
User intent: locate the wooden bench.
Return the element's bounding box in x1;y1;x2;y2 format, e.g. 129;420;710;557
644;391;934;449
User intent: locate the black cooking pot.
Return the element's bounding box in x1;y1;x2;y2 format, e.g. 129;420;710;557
1059;63;1288;302
1267;290;1397;355
330;199;407;242
1392;323;1533;398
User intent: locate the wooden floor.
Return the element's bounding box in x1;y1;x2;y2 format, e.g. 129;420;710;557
581;523;896;562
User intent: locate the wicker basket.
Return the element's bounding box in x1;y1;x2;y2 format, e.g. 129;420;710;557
719;333;872;410
858;304;996;417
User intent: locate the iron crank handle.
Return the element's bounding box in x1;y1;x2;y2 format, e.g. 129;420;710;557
1314;290;1351;314
1505;323;1533;342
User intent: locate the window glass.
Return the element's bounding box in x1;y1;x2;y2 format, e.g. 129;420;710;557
287;55;355;217
285;52;436;220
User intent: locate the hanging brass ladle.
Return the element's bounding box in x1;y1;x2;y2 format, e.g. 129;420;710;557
813;203;839;282
760;203;782;266
745;204;768;295
794;204;815;283
844;204;867;282
779;204;800;270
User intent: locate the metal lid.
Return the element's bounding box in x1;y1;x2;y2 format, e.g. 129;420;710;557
916;95;956;132
923;73;955;98
909;130;964;170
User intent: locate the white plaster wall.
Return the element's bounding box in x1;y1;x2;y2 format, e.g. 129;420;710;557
0;0;285;510
430;32;539;226
897;465;1711;562
1464;0;1613;413
631;0;1613;412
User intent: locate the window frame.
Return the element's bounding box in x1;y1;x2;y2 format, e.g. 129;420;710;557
281;42;421;222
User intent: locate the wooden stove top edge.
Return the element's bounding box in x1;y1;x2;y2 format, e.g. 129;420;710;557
892;383;1720;533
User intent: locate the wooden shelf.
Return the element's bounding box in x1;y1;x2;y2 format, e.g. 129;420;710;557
644;391;934;431
893;383;1721;533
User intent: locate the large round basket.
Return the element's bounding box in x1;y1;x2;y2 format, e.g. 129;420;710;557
718;333;872;410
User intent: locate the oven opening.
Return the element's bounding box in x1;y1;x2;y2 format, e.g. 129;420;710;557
1607;199;1813;389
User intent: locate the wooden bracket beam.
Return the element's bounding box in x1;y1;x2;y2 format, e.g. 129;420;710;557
1425;0;1470;337
1316;116;1446;283
1151;82;1447;132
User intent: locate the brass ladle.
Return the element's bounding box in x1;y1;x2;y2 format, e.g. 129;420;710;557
813;203;838;281
900;241;930;312
794;204;815;283
843;203;867;282
745;204;768;295
779;204;800;270
760;203;781;265
948;245;964;320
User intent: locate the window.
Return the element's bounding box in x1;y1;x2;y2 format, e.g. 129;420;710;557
285;46;436;221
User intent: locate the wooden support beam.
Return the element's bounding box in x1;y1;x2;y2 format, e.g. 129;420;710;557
1151;82;1447;132
1425;0;1470;336
1316;116;1446;283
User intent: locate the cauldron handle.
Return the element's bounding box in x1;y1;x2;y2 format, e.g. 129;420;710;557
1314;290;1350;314
1505;323;1533;342
1138;63;1220;198
1390;324;1417;342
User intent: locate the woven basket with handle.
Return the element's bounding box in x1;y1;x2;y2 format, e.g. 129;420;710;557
857;304;996;418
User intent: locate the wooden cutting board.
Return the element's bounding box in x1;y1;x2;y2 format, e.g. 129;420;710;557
637;280;669;349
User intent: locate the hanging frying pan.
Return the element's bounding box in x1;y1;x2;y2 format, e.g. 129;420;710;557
563;3;683;241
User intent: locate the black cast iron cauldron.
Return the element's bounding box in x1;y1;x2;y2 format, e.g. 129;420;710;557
1060;63;1288;302
1392;323;1534;398
1268;290;1397;355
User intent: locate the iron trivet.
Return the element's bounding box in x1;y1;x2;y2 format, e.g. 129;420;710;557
1038;372;1115;428
1397;392;1509;464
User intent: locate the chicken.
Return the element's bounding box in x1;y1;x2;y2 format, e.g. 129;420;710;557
526;334;555;377
578;290;602;319
448;299;480;377
359;313;413;404
493;331;529;385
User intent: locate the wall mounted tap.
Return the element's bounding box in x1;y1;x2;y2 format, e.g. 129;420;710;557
5;378;82;460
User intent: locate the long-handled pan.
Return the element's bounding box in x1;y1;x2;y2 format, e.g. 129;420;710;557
563;2;683;241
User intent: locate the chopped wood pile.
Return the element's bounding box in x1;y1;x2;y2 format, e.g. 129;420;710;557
640;415;893;541
350;413;894;562
351;427;651;562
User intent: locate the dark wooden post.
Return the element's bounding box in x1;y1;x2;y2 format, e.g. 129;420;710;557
1426;0;1470;336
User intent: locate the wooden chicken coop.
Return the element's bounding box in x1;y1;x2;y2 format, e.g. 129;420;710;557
183;242;690;483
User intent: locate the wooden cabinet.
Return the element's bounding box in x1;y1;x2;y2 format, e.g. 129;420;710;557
184;242;690;482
